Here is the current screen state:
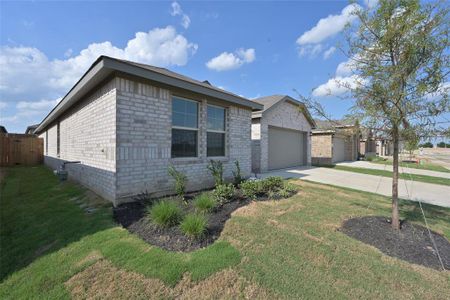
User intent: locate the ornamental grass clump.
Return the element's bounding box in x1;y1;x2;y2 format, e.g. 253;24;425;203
148;200;182;228
180;213;207;239
194;192;217;213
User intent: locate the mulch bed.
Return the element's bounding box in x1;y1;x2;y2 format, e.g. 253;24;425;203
113;197;250;252
340;216;450;271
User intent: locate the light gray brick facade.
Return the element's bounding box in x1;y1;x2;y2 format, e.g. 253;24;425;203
251;100;312;173
40;76;252;205
115;77;252;202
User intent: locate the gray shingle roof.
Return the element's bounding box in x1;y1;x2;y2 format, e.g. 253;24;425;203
314;119;356;130
251;95;286;113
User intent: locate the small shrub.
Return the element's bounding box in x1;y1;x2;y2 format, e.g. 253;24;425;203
213;183;236;204
194;193;217;212
240;180;263;199
232;160;243;186
207;160;224;186
180;213;207;239
283;182;298;193
276;188;291;198
276;182;299;199
240;177;291;200
148;200;182;227
261;176;284;193
168;165;187;198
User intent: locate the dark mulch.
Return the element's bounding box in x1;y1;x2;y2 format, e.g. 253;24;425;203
340;216;450;271
113;198;250;252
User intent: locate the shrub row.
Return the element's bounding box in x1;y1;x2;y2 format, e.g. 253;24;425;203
148;176;298;239
240;176;298;200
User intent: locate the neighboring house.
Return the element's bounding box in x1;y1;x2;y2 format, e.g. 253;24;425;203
376;138;394;156
311;119;360;165
25;124;39;135
35;56;263;205
250;95;315;173
0;125;7;134
360;127;377;158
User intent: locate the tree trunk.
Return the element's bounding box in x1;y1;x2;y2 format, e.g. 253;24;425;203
391;127;400;230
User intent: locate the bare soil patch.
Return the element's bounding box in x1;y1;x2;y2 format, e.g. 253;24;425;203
340;216;450;270
114;197;250;252
66;259;273;299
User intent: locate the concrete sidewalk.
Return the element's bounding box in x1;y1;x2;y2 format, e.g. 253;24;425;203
336;161;450;179
259;166;450;208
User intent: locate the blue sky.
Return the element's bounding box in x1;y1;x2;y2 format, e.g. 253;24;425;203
0;0;447;139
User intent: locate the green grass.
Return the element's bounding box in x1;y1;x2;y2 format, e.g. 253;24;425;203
326;165;450;186
1;166;449;299
227;181;450;298
0;166;240;298
370;157;450;173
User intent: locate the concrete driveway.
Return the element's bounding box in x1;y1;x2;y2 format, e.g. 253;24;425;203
336;160;450;179
259;166;450;208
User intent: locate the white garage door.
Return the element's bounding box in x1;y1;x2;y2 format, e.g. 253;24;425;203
268;126;306;170
333;137;346;163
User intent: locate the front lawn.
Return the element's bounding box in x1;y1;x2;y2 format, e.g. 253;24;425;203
1;166;449;299
369;157;450;173
328;165;450;186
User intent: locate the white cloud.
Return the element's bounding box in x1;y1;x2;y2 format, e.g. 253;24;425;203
312;75;363;97
299;44;323;58
0;98;61;126
171;1;191;29
296;4;360;58
297;4;360;46
16;98;61;110
425;81;450;101
323;46;336;60
0;26;197;100
0;101;7;110
335;59;354;77
206;48;255;71
0;26;197;132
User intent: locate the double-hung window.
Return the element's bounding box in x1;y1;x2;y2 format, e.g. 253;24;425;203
207;105;226;157
171;97;198;158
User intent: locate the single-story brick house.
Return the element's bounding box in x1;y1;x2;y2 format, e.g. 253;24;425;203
250;95;315;173
359;127;377;158
35;56;263;205
311;119;360;165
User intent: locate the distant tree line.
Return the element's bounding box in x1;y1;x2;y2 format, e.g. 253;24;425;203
417;142;450;148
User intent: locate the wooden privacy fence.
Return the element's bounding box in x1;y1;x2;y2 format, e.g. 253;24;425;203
0;134;43;166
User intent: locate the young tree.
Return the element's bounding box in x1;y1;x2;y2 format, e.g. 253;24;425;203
348;0;449;229
300;0;449;230
403;129;420;160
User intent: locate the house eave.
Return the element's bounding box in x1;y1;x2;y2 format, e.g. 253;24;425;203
36;56;263;134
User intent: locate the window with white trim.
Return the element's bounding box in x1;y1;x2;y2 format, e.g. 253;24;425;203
207;105;226;157
171;97;198;158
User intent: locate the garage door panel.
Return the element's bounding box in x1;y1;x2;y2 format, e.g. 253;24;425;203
333;137;346;163
268;126;305;170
